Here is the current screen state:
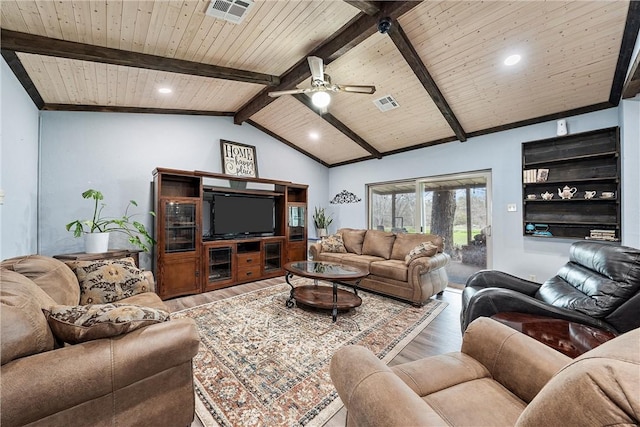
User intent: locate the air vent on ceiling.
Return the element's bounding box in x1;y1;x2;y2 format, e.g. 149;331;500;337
206;0;254;24
373;95;400;112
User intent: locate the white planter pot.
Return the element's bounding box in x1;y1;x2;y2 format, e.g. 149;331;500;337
85;232;110;253
317;228;328;237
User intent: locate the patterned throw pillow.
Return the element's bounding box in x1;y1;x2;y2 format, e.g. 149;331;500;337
69;258;149;305
43;303;170;344
321;234;347;253
404;241;439;265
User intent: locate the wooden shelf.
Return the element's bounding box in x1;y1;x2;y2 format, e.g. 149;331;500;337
521;128;621;241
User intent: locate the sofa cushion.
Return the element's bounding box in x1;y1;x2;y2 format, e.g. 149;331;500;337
44;303;170;344
1;255;80;305
391;233;444;261
405;242;439;265
341;229;367;255
321;234;347;253
1;269;56;365
362;230;396;259
370;260;408;282
68;258;150;305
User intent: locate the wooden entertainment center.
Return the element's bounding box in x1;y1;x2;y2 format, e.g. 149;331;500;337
153;168;308;300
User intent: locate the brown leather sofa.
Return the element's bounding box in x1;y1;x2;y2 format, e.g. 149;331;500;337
309;228;450;305
331;317;640;426
1;255;200;427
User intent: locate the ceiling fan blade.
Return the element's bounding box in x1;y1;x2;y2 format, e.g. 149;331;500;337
307;56;325;84
268;87;318;97
336;85;376;94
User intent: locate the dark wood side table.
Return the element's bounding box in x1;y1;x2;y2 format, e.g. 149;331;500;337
491;312;617;358
54;249;143;267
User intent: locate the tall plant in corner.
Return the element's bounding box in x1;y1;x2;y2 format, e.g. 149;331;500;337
66;189;156;252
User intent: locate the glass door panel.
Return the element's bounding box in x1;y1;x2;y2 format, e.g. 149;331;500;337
208;246;232;282
288;205;305;241
164;201;197;253
264;241;282;272
418;171;491;287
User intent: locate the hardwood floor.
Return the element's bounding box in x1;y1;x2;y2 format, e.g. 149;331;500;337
165;282;463;427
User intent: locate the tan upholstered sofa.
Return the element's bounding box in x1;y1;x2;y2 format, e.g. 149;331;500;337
331;317;640;426
309;228;450;306
1;255;200;427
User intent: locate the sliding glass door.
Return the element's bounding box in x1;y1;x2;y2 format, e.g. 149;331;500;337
417;171;491;286
368;170;491;286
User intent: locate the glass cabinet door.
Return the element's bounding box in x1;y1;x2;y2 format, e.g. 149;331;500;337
264;241;282;272
288;205;306;241
164;201;197;253
208;246;233;283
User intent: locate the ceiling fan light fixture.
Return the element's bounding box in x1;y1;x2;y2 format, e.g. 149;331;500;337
311;91;331;108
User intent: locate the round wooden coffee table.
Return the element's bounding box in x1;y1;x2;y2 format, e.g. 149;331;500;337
284;261;368;322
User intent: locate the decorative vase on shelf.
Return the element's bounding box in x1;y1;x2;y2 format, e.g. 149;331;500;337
85;232;109;253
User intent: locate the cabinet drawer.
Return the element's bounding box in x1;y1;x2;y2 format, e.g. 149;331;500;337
237;264;261;280
236;252;260;266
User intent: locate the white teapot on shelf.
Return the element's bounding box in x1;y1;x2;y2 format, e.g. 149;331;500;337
558;185;577;199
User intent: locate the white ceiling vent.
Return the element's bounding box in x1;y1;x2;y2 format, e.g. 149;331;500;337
373;95;399;112
206;0;254;24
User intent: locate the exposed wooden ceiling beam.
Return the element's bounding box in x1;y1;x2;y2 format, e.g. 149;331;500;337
387;22;468;142
609;1;640;105
0;29;279;87
344;1;381;16
292;94;382;159
1;50;44;109
41;104;234;116
234;1;421;125
247;120;330;167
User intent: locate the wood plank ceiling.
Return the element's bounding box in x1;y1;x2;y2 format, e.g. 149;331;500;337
2;0;639;167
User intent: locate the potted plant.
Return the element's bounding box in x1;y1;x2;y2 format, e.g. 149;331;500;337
313;206;333;237
66;189;156;253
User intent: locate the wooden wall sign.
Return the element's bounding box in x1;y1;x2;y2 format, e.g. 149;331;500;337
220;140;258;177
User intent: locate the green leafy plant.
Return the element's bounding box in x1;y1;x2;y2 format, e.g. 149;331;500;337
65;189;156;252
313;206;333;229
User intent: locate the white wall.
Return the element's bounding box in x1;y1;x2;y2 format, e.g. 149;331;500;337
1;59;40;259
620;99;640;248
328;108;622;281
39;112;329;267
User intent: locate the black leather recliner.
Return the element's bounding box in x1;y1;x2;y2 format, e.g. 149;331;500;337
461;241;640;334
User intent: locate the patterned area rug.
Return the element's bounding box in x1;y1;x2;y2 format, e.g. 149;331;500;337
173;278;447;427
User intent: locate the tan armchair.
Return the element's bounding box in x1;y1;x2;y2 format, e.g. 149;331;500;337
330;317;640;426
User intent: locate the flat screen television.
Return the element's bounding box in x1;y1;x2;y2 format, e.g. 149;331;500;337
210;193;275;238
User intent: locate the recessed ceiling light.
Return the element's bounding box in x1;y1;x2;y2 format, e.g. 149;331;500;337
309;132;319;140
158;87;172;94
504;54;521;66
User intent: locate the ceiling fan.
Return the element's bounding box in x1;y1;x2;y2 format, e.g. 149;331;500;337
268;56;376;109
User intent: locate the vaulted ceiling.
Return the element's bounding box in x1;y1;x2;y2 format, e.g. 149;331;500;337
2;1;639;167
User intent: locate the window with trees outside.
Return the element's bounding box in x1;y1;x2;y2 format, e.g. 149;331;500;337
367;171;491;286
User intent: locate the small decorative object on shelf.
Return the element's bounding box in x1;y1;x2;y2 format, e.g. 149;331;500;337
525;223;536;234
526;194;537;200
558;185;577;199
584;190;596;199
536;169;549;182
541;191;554;200
587;229;617;241
600;191;615;199
532;224;552;237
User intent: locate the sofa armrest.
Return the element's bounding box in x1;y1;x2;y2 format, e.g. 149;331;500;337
1;318;199;426
309;242;323;260
330;345;449;427
461;317;570;403
408;252;450;274
142;270;156;293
